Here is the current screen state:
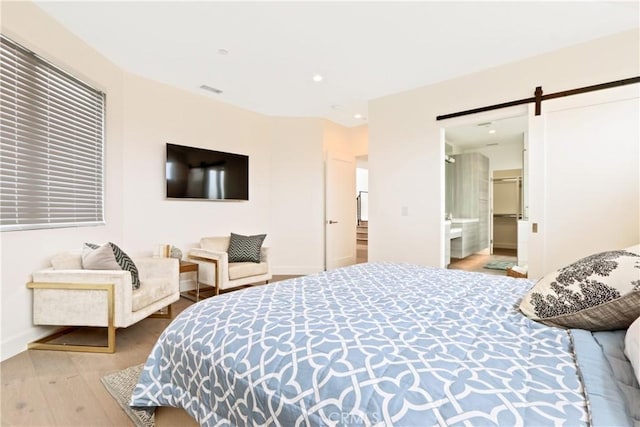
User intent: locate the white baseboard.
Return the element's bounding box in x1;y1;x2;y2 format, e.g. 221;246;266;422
272;266;324;276
1;326;53;362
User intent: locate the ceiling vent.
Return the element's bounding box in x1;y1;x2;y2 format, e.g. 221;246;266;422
477;122;492;127
200;84;223;94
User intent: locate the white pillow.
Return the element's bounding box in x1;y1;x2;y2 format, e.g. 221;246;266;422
82;243;121;270
50;252;82;270
82;242;141;290
624;244;640;255
625;316;640;386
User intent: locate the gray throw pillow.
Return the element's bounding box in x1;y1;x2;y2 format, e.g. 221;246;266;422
227;233;266;263
82;242;141;290
519;250;640;330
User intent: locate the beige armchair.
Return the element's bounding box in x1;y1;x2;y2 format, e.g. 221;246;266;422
28;253;179;353
188;236;271;296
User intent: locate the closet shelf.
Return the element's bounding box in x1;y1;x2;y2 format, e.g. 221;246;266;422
492;177;522;182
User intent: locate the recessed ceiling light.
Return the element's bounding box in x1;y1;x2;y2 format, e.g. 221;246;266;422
312;74;323;82
217;48;229;55
488;129;497;134
354;113;363;119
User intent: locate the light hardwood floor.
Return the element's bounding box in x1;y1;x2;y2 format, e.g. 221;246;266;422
448;248;517;275
1;275;298;427
356;242;368;264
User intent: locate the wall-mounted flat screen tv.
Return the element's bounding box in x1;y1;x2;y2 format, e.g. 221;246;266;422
166;143;249;201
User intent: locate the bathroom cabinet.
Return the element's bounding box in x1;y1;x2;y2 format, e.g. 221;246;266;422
450;219;479;259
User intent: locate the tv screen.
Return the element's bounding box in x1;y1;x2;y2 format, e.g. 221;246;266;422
165;143;249;201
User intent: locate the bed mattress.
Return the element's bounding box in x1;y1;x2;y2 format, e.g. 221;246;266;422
130;263;632;426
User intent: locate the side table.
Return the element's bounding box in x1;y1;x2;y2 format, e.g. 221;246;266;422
179;260;200;302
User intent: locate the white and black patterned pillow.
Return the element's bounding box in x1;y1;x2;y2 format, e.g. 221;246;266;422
83;242;141;290
227;233;266;263
519;250;640;330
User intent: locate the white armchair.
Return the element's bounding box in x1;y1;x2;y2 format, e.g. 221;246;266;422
188;236;271;296
28;252;179;353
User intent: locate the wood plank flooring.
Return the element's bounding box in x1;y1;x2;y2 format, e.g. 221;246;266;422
1;275;298;427
1;297;194;426
448;248;517;275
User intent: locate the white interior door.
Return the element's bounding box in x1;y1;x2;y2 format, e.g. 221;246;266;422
325;150;356;270
528;84;640;278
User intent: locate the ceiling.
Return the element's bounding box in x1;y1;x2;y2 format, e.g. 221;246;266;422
33;1;639;128
445;115;528;149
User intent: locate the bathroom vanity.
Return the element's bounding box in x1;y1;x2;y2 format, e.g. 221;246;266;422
449;218;480;259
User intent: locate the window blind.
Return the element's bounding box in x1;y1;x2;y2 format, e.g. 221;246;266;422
0;35;105;231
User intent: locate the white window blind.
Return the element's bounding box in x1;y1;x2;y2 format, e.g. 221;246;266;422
0;35;105;231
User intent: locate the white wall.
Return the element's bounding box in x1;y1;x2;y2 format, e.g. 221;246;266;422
0;2;354;360
269;117;325;274
350;125;369;157
368;29;639;267
1;2;126;360
463;139;524;172
356;168;369;221
119;73;272;257
356;169;369;194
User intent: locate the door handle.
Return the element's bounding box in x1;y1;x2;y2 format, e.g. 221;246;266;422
328;220;339;224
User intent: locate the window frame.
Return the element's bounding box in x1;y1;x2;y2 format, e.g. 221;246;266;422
0;35;106;232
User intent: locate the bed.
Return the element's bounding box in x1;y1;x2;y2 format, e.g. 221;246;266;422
130;262;640;426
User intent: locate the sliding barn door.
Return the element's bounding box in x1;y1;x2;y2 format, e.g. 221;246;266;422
528;84;639;278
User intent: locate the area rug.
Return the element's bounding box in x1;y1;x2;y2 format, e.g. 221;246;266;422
101;364;154;427
483;260;516;271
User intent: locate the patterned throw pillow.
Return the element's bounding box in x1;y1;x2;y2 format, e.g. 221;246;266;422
82;242;141;289
519;250;640;330
227;233;266;263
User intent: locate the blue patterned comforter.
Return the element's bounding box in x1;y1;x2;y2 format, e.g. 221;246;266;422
131;263;587;426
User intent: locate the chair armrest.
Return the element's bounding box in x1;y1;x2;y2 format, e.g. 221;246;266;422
134;257;179;283
30;269;133;327
188;249;228;288
260;246;270;263
32;268;131;285
188;248;227;262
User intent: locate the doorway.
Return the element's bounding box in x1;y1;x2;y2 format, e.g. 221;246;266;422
444;115;528;275
356;156;368;263
325;150;357;270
